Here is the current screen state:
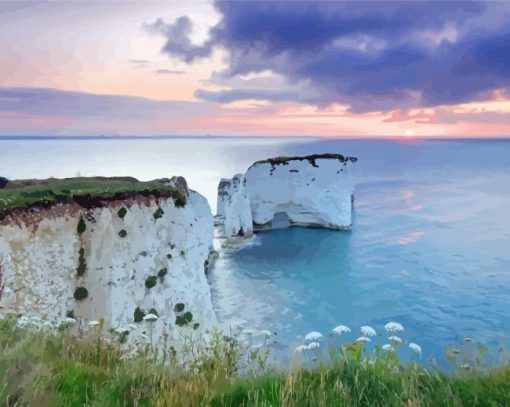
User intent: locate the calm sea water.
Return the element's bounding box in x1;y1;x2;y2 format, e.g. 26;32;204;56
1;137;510;365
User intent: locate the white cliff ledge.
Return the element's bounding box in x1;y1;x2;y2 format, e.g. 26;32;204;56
0;176;217;349
217;154;357;237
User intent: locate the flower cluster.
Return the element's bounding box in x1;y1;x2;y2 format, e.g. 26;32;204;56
295;321;422;359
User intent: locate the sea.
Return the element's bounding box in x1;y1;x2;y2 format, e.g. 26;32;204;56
1;136;510;366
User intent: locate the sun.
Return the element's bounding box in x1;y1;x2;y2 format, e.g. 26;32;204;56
404;129;414;137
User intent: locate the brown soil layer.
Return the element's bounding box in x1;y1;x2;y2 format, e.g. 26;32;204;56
0;190;181;225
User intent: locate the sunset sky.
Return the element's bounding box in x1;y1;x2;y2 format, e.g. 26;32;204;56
1;0;510;137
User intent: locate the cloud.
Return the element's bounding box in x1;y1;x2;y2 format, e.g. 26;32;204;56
145;16;212;63
148;1;510;112
195;88;303;104
128;59;151;65
0;87;218;135
154;69;185;75
384;101;510;125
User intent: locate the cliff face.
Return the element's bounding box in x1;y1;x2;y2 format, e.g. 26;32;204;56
216;174;253;238
216;154;357;234
245;155;356;230
0;185;216;347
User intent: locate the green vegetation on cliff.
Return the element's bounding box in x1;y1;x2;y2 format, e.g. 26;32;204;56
249;153;358;169
1;316;508;406
0;176;186;215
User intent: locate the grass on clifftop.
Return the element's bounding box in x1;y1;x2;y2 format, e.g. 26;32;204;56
1;316;509;406
249;153;358;169
0;176;186;213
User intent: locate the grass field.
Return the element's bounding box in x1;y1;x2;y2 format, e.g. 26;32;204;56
1;316;509;406
0;177;186;213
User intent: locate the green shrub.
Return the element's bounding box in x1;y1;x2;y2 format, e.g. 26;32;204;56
118;330;129;343
153;207;164;220
145;276;157;289
175;196;186;207
66;310;75;319
133;307;145;322
158;268;168;280
77;216;86;234
117;207;127;219
193;322;200;330
148;308;159;317
167;254;172;259
73;287;88;301
174;303;185;313
176;311;193;327
118;229;127;238
76;247;86;276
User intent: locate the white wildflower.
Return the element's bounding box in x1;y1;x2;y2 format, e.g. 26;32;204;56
307;342;320;350
409;343;422;354
260;330;272;337
88;320;100;327
460;364;471;370
295;345;307;353
332;325;351;335
389;335;403;345
356;336;371;343
64;317;77;324
143;313;158;321
305;331;322;341
384;322;404;332
360;326;376;337
382;344;394;352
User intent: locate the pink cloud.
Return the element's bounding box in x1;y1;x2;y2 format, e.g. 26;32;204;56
383;109;436;124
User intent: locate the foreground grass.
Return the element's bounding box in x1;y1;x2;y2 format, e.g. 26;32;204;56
1;317;509;406
0;176;186;213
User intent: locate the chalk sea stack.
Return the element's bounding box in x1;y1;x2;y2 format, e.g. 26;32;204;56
217;153;357;237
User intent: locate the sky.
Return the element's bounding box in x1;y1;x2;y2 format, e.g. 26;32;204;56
1;0;510;138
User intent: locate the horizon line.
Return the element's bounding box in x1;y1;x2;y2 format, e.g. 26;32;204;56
1;135;510;141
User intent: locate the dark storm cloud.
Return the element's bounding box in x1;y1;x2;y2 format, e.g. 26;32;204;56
145;17;212;63
147;1;510;111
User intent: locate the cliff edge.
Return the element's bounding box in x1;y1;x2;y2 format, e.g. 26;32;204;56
0;176;216;348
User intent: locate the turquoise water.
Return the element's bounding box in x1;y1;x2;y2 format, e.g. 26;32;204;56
209;138;510;365
1;137;510;365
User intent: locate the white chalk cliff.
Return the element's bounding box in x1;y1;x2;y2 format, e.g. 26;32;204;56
217;154;357;234
0;178;217;348
216;174;253;238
